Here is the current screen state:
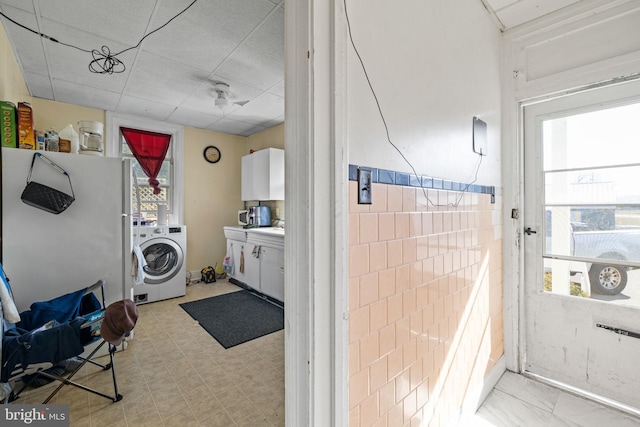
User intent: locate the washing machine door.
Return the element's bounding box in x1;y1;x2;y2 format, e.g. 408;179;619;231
141;238;184;284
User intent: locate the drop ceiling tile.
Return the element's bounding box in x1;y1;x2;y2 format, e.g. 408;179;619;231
24;71;53;100
0;0;34;14
263;114;284;129
237;125;268;137
241;125;269;136
216;5;284;90
226;92;284;125
124;51;206;105
37;0;157;47
207;117;262;136
52;79;121;111
268;80;285;97
9;38;47;78
167;107;220;129
142;0;275;72
0;5;47;73
1;0;285;136
12;41;47;76
38;20;133;93
116;95;176;121
178;82;221;112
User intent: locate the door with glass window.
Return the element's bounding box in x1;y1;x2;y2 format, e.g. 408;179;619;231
523;80;640;409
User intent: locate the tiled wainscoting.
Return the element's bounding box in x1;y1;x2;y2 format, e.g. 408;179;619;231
348;170;503;426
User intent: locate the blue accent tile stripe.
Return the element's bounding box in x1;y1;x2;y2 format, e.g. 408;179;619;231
378;169;394;184
348;164;358;181
348;164;495;196
395;173;409;186
409;175;421;187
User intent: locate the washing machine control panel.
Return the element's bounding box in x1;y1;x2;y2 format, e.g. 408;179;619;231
134;226;183;237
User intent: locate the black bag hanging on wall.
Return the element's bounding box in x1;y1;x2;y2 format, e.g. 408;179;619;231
20;153;75;214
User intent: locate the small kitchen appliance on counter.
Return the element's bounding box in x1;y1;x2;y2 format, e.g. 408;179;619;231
238;206;271;227
250;205;271;227
238;209;249;226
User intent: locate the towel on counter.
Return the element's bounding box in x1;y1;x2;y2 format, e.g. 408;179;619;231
131;244;147;285
0;266;20;323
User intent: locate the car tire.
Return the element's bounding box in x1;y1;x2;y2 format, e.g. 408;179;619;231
589;264;628;295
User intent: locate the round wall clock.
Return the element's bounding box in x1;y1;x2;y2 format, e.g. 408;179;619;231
203;145;221;163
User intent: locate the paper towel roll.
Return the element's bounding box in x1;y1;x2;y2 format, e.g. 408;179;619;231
157;204;167;225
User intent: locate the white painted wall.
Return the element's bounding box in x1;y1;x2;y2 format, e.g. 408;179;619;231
346;0;503;186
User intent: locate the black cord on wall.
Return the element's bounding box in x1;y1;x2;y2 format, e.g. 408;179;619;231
343;0;484;208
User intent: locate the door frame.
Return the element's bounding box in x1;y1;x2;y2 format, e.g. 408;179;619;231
502;1;640;377
502;9;640;408
285;1;349;426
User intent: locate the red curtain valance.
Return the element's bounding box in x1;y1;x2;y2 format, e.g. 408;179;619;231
120;127;172;195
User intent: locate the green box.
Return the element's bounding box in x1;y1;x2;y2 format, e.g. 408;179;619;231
1;101;17;148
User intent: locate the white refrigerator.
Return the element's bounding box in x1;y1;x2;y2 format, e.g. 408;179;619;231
1;147;130;311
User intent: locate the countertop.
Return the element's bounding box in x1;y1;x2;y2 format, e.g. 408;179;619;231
246;227;284;249
224;225;284;249
247;227;285;237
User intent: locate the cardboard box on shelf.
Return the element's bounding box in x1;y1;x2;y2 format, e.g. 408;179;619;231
18;101;35;149
1;101;17;148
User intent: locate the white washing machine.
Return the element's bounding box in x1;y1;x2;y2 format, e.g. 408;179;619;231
132;225;187;304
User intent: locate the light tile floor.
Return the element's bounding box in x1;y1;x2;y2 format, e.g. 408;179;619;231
16;283;640;427
15;280;285;427
462;371;640;427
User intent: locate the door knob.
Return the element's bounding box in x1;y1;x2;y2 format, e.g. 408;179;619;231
524;227;537;235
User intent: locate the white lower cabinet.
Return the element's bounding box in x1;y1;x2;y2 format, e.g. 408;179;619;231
226;228;284;303
226;239;260;288
259;246;284;302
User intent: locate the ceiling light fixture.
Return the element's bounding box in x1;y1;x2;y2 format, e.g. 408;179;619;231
214;91;229;109
212;82;249;110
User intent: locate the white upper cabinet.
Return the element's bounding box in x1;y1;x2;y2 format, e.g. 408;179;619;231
241;148;285;201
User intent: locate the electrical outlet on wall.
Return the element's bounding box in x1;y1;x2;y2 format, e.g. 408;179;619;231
357;168;372;204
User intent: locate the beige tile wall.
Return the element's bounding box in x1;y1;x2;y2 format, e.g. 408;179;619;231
348;180;503;426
